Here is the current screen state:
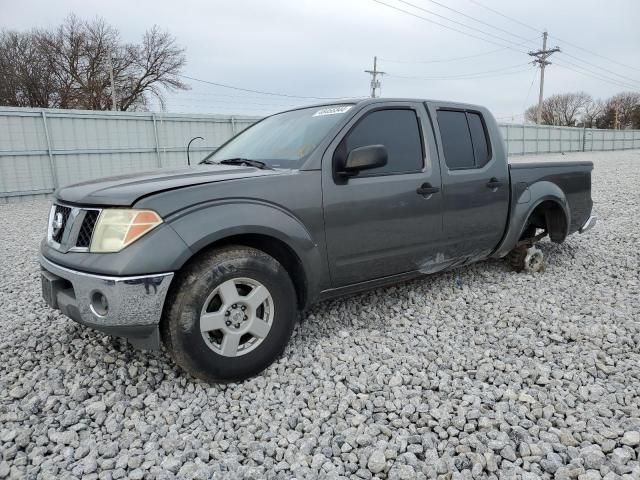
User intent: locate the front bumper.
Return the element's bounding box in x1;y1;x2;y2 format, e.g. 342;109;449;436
39;255;174;349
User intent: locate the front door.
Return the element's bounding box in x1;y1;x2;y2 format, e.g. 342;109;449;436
322;102;444;287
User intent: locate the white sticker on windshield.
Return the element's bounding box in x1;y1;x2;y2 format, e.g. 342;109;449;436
312;106;353;117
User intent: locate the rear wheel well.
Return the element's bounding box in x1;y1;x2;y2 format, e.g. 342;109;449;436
523;200;568;243
180;234;307;310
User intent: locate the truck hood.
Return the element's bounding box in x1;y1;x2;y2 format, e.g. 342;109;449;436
55;165;285;206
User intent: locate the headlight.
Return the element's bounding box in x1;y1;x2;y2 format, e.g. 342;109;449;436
90;209;162;253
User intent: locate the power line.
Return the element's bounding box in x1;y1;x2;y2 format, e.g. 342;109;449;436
370;0;530;53
421;0;535;44
169;89;317;102
173;95;303;104
163;103;286;113
494;70;540;124
390;68;533;81
555;57;639;90
521;67;539;113
380;37;535;64
466;0;640;84
555;63;634;90
554;62;640;91
387;63;531;80
380;47;508;64
164;95;303;108
387;68;532;82
394;0;536;50
549;34;640;74
179;74;360;100
466;0;542;33
494;112;525;121
557;52;640;86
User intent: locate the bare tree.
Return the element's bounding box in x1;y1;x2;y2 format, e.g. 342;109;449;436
118;26;188;110
0;30;58;107
524;105;538;124
526;92;592;126
581;99;604;128
632;105;640;130
0;15;188;111
598;92;640;129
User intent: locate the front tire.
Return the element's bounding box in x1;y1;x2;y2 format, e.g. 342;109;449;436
161;246;298;383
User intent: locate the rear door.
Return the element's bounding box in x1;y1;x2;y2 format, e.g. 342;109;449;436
322;102;443;287
428;104;509;260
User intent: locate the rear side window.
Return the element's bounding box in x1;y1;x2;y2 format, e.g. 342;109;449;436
437;110;475;169
341;109;423;175
437;110;491;170
467;112;490;167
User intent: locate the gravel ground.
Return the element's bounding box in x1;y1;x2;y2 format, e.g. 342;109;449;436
1;149;639;480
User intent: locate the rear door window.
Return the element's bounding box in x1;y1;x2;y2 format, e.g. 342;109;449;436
437;110;491;170
437;110;475;170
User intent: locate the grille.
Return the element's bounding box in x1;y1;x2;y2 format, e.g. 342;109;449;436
51;205;72;243
76;210;100;248
49;205;101;251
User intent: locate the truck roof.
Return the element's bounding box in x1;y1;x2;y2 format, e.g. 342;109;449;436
290;97;485;112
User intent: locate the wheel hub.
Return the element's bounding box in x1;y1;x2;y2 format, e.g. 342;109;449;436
225;304;248;329
199;277;274;357
524;246;544;273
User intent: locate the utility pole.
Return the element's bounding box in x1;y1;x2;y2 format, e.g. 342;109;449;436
529;31;560;124
364;56;386;98
108;49;117;111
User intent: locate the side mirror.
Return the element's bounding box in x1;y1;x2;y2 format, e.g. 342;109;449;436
339;145;388;176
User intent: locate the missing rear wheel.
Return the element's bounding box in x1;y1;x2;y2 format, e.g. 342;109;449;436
507;245;545;273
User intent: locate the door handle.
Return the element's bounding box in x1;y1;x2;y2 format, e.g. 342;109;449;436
416;183;440;196
486;177;503;189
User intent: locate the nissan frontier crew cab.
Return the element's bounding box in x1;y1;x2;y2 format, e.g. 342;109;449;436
40;98;596;383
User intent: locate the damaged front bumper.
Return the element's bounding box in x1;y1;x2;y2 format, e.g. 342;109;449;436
39;255;174;349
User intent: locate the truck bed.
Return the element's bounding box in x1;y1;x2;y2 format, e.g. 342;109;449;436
508;159;593;235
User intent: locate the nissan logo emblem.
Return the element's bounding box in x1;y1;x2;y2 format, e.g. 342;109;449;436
52;212;64;236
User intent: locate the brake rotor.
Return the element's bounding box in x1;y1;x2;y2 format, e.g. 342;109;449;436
524;246;544;273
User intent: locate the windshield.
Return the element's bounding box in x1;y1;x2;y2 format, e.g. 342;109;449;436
203;104;355;169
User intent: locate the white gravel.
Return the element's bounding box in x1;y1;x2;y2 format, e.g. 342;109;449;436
1;149;639;480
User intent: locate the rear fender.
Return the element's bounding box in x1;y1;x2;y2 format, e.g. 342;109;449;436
492;181;570;258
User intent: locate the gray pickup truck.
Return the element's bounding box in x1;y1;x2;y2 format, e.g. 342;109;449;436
40;98;596;382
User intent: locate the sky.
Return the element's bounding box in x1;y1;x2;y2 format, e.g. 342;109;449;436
2;0;639;121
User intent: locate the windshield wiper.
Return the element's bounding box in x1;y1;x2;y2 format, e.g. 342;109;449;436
199;157;272;170
220;158;272;170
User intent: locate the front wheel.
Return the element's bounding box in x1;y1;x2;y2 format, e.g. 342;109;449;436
161;246;298;383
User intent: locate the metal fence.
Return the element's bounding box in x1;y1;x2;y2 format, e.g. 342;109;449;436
0;107;258;202
1;107;639;202
499;123;640;156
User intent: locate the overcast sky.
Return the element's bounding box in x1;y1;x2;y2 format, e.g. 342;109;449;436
3;0;639;120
